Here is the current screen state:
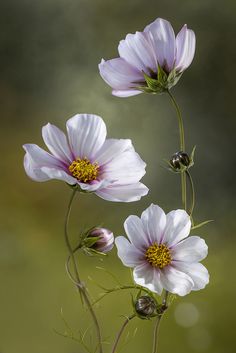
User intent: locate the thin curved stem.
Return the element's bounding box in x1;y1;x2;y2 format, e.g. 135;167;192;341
152;315;163;353
64;189;103;353
186;170;195;221
167;90;187;211
111;315;135;353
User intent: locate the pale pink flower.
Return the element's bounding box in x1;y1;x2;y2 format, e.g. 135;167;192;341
23;114;148;202
115;204;209;296
99;18;196;97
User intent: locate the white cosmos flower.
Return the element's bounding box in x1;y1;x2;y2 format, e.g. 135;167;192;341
23;114;148;202
115;204;209;296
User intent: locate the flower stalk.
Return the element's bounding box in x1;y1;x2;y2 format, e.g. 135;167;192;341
167;90;187;211
64;189;103;353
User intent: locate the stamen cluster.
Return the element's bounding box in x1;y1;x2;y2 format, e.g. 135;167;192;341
145;243;172;268
69;157;99;183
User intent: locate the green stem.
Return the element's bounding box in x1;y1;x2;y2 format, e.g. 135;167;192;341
186;170;195;221
167;90;187;211
152;315;163;353
111;315;135;353
64;189;103;353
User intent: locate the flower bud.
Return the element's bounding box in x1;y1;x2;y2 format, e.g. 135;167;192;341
170;151;190;171
88;228;114;253
135;296;157;318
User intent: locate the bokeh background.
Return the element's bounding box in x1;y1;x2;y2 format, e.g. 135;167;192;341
0;0;235;352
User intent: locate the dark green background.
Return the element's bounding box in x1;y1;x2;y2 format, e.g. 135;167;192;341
0;0;235;352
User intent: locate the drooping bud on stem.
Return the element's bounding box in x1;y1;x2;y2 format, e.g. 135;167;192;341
86;228;114;254
135;296;157;318
170;151;190;171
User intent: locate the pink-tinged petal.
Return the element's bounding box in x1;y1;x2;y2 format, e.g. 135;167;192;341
133;264;163;294
171;236;208;262
42;123;73;164
24;153;51;182
66;114;107;160
115;236;144;267
78;179;113;192
172;261;209;291
144;18;175;72
23;144;64;182
94;138;132;166
41;167;77;185
95;182;148;202
101;149;146;184
161;210;191;247
99;58;143;90
112;89;142;97
118;31;157;73
124;215;149;250
141;204;166;244
175;25;196;72
160;266;194;296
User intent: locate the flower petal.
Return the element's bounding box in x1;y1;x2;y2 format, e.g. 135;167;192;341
41;167;77;185
94;138;132;166
144;18;175;72
124;215;150;250
112;89;142;97
115;236;144;267
160;266;194;296
175;25;196;72
95;182;148;202
99;58;143;90
78;179;113;192
141;204;166;244
171;236;208;262
66;114;107;160
118;31;157;73
23;144;64;182
101;148;146;184
133;263;163;294
42;123;73;164
172;261;209;290
161;210;191;247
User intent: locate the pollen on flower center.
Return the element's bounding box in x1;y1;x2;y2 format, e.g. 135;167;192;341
69;157;99;183
145;243;171;269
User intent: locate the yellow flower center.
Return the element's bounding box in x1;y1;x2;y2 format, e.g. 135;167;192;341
145;243;171;269
69;157;99;183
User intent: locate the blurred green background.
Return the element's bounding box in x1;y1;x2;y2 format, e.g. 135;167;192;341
0;0;235;352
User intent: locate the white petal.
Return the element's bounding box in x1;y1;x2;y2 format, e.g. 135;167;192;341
144;18;175;72
141;204;166;244
95;182;148;202
133;264;163;294
175;25;196;72
112;89;142;97
124;215;150;250
173;261;209;290
99;58;143;90
41;167;77;185
161;209;191;247
66;114;107;160
171;236;208;262
118;31;157;73
115;236;144;267
160;266;194;296
94;138;132;166
78;179;113;192
23;144;64;182
101;148;146;184
42;123;73;164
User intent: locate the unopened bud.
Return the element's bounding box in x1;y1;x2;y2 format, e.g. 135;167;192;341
88;228;114;253
170;151;190;171
135;296;157;318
